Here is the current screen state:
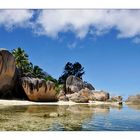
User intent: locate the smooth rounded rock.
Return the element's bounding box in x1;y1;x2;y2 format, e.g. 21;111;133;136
0;49;16;97
126;94;140;104
21;77;58;102
66;75;95;94
90;90;110;101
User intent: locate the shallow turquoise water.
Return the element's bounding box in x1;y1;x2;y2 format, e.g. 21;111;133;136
0;104;140;131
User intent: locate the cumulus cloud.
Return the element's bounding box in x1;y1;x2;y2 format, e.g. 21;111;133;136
0;10;34;30
35;10;140;39
1;10;140;42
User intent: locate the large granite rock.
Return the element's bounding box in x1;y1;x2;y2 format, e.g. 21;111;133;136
65;88;110;103
90;90;110;101
84;82;95;90
66;88;92;103
109;96;123;104
66;75;95;94
21;77;57;102
57;90;69;101
0;49;17;98
126;94;140;104
59;75;110;103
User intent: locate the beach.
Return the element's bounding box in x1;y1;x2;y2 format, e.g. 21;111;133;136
0;99;123;106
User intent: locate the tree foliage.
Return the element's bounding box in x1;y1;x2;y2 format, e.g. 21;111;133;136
58;62;85;84
45;75;58;83
12;47;46;79
31;65;46;79
12;47;30;75
11;48;85;92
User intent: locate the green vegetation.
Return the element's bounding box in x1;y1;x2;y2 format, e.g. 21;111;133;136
58;62;85;84
12;47;30;75
11;47;84;94
44;75;58;84
45;76;63;94
55;84;64;94
12;47;46;79
30;65;46;79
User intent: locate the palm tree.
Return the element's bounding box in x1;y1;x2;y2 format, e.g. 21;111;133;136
12;47;30;75
31;65;46;79
12;47;47;79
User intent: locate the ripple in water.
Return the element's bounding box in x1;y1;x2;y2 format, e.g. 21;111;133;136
0;104;140;131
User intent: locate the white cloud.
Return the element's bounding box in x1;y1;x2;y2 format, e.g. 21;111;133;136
35;10;140;39
0;10;34;30
1;10;140;42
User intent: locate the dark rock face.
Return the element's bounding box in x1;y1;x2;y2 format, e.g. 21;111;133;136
84;82;95;90
90;90;110;101
0;49;17;98
21;77;58;102
0;49;27;99
66;76;84;94
66;76;95;94
126;94;140;104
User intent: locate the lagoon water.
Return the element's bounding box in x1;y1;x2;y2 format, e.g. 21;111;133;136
0;104;140;131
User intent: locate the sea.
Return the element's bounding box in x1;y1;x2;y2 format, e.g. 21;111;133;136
0;104;140;131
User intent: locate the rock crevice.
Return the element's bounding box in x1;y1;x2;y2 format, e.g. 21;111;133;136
21;77;57;102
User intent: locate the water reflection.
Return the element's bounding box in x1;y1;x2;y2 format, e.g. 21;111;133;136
0;104;123;131
126;104;140;111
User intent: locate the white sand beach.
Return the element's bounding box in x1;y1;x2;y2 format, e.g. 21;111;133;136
0;99;123;106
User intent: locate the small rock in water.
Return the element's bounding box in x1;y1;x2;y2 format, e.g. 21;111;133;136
49;112;59;117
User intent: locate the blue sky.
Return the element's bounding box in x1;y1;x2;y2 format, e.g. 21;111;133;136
0;10;140;98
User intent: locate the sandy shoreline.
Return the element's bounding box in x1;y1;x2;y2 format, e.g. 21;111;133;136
0;99;123;106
